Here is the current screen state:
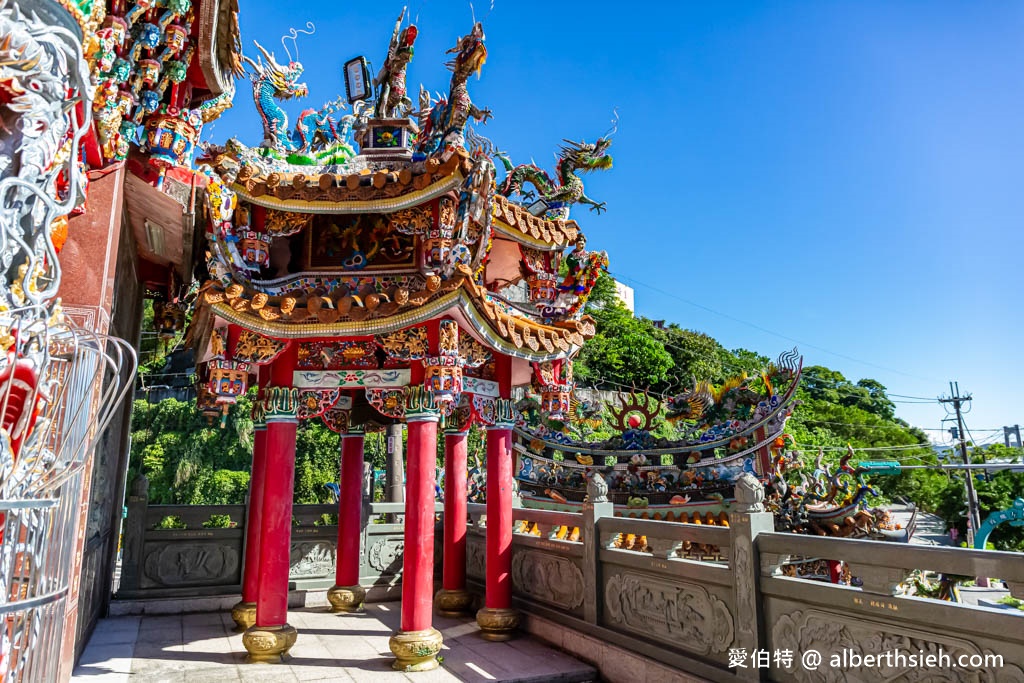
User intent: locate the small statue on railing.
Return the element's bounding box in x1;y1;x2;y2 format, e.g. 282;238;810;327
734;472;765;513
587;470;608;504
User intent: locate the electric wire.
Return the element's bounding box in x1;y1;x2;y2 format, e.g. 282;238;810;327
608;270;939;383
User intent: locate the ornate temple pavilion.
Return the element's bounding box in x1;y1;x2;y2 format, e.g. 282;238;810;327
187;18;611;669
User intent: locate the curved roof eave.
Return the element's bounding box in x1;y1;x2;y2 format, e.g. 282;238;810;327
207;288;582;362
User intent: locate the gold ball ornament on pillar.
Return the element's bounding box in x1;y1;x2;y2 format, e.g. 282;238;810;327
230;601;256;630
434;588;474;617
242;623;298;663
327;584;366;613
476;607;520;641
389;627;444;672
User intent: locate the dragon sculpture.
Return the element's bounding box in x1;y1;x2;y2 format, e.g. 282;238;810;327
416;22;491;156
497;136;613;219
243;40;352;154
373;10;417;119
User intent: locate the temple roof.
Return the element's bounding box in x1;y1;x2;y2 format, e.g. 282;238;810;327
491;195;581;251
230;152;466;214
197;264;595;360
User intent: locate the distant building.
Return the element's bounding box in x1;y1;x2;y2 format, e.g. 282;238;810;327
614;281;635;313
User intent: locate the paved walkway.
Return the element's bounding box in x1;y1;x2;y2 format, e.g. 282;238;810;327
72;603;597;683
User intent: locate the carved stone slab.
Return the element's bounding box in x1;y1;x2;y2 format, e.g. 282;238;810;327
141;542;240;588
289;542;335;579
511;549;584;610
466;538;485;580
367;538;405;575
603;571;735;656
771;608;1024;682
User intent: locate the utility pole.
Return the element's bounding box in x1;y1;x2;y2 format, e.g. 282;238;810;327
939;382;981;547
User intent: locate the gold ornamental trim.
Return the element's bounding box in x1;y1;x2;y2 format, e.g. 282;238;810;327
209;289;583;362
233;172;463;215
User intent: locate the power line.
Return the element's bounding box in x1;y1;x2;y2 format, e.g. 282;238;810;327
609;270;937;383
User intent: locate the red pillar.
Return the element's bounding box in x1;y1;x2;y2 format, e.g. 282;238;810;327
388;403;443;672
435;430;472;615
328;431;366;612
401;418;438;632
484;427;513;609
476;424;520;640
242;345;299;663
231;422;267;629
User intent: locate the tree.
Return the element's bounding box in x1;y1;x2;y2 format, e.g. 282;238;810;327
574;303;674;389
651;326;724;391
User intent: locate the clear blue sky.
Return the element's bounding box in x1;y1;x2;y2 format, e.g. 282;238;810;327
214;1;1024;443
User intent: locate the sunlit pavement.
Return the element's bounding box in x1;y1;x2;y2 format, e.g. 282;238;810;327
71;602;598;683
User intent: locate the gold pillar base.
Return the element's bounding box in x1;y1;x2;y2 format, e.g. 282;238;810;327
476;607;520;641
230;600;257;630
434;588;474;617
242;623;298;663
389;627;444;672
327;584;366;613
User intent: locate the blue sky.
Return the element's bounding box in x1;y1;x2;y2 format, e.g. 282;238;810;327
214;1;1024;443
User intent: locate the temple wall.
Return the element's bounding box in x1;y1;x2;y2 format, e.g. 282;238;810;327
60;169;146;666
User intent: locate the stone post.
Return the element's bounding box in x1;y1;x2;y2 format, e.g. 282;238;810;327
385;422;404;523
117;473;149;593
729;473;773;680
582;499;614;625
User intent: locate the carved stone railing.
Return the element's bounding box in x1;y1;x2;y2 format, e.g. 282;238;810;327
757;532;1024;683
116;482;439;599
464;504;1024;683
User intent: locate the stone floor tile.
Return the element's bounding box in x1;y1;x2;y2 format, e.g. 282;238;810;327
69;671;131;683
237;664;299;682
76;603;605;683
442;659;501;682
400;665;460;682
291;662;357;682
131;672;185;683
77;642;135;668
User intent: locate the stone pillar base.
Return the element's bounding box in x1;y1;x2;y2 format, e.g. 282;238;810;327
242;623;298;663
434;588;474;617
389;627;443;672
327;584;366;613
476;607;520;641
230;601;257;630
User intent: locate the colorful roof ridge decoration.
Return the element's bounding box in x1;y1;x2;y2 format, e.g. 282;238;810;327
518;349;803;456
225;149;468;208
491;195;581;249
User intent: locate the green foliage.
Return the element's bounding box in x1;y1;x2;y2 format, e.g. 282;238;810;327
154;515;186;529
575;300;674;389
202;514;236;528
997;596;1024;611
130;395;255;505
